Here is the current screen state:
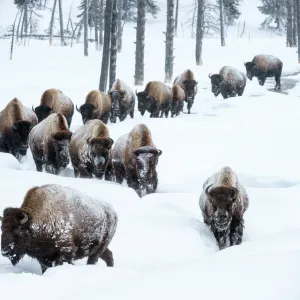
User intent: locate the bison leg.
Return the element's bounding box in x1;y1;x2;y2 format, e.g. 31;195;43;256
99;248;114;267
238;87;245;97
104;162;113;181
78;166;93;178
258;75;266;86
33;158;43;172
230;217;244;246
187;99;194;114
101;111;110;124
275;75;281;90
129;106;135;118
159;110;164;118
211;223;230;250
113;162;125;184
164;108;170;118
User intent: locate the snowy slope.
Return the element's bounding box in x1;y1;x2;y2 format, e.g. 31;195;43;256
1;0;300;299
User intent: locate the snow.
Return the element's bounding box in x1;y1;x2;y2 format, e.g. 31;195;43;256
1;0;300;299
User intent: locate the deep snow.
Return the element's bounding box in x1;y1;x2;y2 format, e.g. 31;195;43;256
1;0;300;299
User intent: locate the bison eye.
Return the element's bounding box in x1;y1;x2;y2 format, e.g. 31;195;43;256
212;204;217;211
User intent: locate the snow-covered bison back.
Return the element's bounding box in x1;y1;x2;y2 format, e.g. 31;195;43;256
199;166;249;250
0;184;118;274
209;66;246;99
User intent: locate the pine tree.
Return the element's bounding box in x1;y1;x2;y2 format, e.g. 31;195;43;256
223;0;242;25
123;0;159;21
258;0;287;32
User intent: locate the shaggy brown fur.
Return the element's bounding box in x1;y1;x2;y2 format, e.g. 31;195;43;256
173;69;198;114
29;113;72;175
0;98;37;161
0;184;118;274
199;166;249;250
171;84;185;117
108;79;135;123
112;124;162;197
69;119;114;180
136;81;172;118
76;90;111;124
33;89;74;128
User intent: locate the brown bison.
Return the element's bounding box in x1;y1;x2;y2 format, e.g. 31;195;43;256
136;81;172;118
112;124;162;197
209;66;247;99
199;166;249;250
29;113;72;175
171;84;185;117
32;88;74;128
69;119;114;180
0;98;38;161
0;184;118;274
108;79;135;123
244;54;283;90
173;69;198;114
76;90;111;124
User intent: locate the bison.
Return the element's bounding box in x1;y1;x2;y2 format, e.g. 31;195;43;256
0;98;37;161
32;88;74;128
209;66;247;99
108;79;135;123
76;90;111;124
244;54;283;90
199;166;249;250
29;112;72;175
173;69;198;114
112;123;162;197
171;84;185;117
69;119;114;180
136;81;172;118
0;184;118;274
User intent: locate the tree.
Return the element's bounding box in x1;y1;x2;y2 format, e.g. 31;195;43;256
164;0;175;83
293;0;297;45
174;0;179;36
223;0;242;25
109;0;118;88
117;0;124;52
134;0;146;86
287;0;294;46
84;0;88;56
58;0;65;46
297;0;300;62
258;0;287;33
196;0;204;65
49;0;57;45
219;0;225;46
99;0;113;91
123;0;159;21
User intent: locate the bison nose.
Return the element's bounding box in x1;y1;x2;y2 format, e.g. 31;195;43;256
187;96;192;101
1;247;11;256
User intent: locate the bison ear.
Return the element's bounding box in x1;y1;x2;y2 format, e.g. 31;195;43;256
107;137;114;149
133;148;140;158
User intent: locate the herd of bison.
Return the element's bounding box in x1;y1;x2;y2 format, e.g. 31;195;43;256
0;54;283;274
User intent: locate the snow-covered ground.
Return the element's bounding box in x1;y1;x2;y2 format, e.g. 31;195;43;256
1;0;300;299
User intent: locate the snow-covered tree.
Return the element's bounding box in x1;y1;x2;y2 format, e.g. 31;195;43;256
123;0;159;21
223;0;242;25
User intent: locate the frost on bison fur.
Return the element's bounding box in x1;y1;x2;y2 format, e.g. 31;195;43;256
136;81;172;118
69;119;114;180
0;184;118;274
199;166;249;250
244;54;283;90
32;88;74;128
108;79;135;123
112;124;162;197
29;113;72;175
171;84;185;117
0;98;38;161
209;66;247;99
76;90;111;125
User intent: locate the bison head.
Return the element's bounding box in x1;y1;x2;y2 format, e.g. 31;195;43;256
109;90;125;123
87;136;114;179
133;146;162;197
205;184;238;231
244;62;255;80
136;91;150;116
1;208;29;266
51;130;73;172
209;73;222;97
76;104;97;124
33;105;54;123
12;120;32;158
183;80;198;102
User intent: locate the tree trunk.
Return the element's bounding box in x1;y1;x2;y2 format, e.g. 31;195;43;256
22;0;29;45
195;0;204;65
16;8;24;42
219;0;225;46
109;0;118;89
117;0;123;52
287;0;293;47
94;1;99;50
164;0;175;83
134;0;146;86
191;0;196;38
99;0;104;46
49;0;57;45
84;0;88;56
77;22;83;43
71;19;82;47
10;11;20;60
174;0;179;36
294;0;298;45
99;0;113;91
297;0;300;62
58;0;65;46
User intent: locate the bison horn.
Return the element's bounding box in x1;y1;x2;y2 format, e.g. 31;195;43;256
32;105;35;112
76;104;80;112
20;212;28;225
135;89;138;96
230;187;239;201
208;73;212;78
205;184;213;197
